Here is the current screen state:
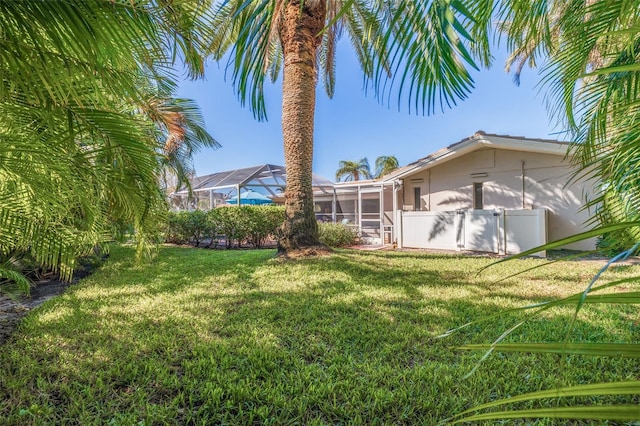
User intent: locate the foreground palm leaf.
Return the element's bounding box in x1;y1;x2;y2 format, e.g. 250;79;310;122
450;382;640;424
0;0;215;287
450;228;640;422
452;405;640;424
499;0;640;240
448;2;640;422
210;0;492;253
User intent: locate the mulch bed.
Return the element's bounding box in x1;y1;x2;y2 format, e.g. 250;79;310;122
0;266;95;346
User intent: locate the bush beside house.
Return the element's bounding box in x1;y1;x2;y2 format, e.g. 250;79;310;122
318;222;358;247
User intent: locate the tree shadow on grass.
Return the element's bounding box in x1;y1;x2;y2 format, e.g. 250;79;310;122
0;246;637;425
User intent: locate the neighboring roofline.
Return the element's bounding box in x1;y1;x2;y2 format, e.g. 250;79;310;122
332;179;395;189
334;179;378;186
380;130;571;182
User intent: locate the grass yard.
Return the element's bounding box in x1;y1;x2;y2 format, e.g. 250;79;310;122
0;246;638;425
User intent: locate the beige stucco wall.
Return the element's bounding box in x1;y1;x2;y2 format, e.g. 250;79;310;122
402;148;597;251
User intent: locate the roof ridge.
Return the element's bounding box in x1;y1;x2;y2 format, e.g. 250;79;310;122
379;130;571;181
473;130;567;144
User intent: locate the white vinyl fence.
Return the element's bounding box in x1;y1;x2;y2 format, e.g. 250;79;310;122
400;208;547;256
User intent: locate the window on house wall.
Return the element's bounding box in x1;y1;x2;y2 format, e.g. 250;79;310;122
414;187;421;211
473;182;483;209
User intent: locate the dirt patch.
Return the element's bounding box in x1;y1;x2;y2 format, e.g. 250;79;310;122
275;245;333;259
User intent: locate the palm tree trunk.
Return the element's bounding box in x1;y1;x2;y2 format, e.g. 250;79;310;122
277;0;326;253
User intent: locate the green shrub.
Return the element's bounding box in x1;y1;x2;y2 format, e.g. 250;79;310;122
318;222;358;247
165;211;214;247
209;208;240;248
185;210;210;247
204;210;220;248
596;230;640;256
247;206;285;248
165;212;189;244
232;206;285;248
261;206;286;245
168;206;285;249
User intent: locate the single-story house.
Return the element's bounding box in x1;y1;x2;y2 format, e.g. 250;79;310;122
313;131;598;254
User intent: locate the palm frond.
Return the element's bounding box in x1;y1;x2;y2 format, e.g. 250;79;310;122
448;223;640;422
450;382;640;424
211;0;494;118
374;155;399;177
1;0;216;288
374;0;492;114
209;0;276;120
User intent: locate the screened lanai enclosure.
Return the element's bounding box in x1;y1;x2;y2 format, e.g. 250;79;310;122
313;181;400;245
170;164;335;210
170;165;400;246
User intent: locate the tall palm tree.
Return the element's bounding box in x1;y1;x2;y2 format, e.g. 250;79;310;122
209;0;493;253
374;155;399;178
335;158;372;182
0;1;216;287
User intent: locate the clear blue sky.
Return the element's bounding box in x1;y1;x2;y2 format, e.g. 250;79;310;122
177;43;562;181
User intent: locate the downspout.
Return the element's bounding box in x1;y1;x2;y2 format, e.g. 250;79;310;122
521;161;526;209
332;187;337;223
379;184;384;245
357;185;362;236
237;184;241;207
427;170;431;211
392;180;397;245
394;180;403;248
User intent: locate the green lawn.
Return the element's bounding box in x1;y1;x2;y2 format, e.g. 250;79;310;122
1;246;638;425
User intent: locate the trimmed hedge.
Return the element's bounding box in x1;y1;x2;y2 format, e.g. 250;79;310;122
165;206;285;249
166;209;358;249
318;222;358;247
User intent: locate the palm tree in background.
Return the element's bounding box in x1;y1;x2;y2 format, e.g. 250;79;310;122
0;1;216;288
149;96;220;195
374;155;399;178
209;0;493;253
335;158;372;182
335;155;399;181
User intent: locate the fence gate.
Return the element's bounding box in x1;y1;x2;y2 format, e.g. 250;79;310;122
460;210;500;253
400;208;547;255
400;211;460;250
